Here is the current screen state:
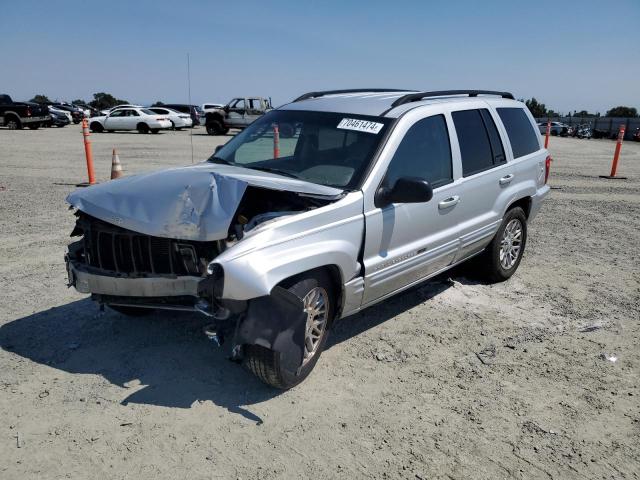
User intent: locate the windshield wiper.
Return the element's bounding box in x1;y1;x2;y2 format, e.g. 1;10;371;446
209;156;232;165
248;166;300;179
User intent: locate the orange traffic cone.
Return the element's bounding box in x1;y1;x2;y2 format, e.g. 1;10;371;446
110;148;123;180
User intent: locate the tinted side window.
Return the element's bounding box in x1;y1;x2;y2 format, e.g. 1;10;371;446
480;110;506;165
453;109;494;176
386;115;452;188
497;107;540;158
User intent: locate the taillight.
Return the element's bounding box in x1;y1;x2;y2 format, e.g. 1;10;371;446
26;107;32;116
545;155;552;184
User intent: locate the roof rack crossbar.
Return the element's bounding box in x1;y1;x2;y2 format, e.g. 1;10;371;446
390;90;514;109
293;88;412;103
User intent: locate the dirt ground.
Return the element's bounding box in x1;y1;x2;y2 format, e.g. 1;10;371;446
0;125;638;479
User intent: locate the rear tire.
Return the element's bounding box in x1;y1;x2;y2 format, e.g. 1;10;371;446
151;129;159;134
137;123;150;134
5;117;21;130
28;123;40;130
244;271;335;389
108;305;155;317
474;207;527;282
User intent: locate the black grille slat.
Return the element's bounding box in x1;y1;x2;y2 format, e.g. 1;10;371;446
77;214;217;277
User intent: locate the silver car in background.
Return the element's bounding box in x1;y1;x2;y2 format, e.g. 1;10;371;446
65;89;550;388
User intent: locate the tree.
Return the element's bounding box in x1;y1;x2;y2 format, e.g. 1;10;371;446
71;99;86;106
524;98;547;118
151;101;165;107
605;106;638;118
29;94;51;104
88;92;129;110
573;110;599;118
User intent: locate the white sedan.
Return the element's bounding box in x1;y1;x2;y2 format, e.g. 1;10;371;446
147;107;193;129
89;107;172;134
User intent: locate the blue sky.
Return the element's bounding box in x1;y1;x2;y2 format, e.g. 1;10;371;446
2;0;638;114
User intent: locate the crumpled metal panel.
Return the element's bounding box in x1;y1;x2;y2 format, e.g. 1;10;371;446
67;168;248;241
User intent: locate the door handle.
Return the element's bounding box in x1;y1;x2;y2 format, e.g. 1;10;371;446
438;196;460;209
499;174;514;185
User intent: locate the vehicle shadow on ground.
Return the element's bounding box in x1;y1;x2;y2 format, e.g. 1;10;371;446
0;271;478;423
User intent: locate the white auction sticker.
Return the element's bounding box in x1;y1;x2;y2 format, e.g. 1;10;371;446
337;118;384;134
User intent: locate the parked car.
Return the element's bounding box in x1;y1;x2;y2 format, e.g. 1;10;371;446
48;103;83;124
162;104;203;127
48;105;73;122
632;128;640;142
0;94;50;129
537;121;570;136
205;97;272;135
88;107;172;133
65;88;550;388
147;107;193;129
46;109;71;128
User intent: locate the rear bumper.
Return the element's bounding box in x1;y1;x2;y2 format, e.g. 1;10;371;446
529;184;550;221
23;115;50;124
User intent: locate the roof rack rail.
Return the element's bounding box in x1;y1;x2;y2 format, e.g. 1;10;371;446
293;88;412;103
389;90;514;109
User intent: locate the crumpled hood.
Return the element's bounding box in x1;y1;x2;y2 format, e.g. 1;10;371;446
66;163;342;241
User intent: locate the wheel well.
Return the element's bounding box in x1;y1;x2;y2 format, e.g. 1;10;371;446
206;112;224;124
276;265;344;313
4;112;20;123
507;197;532;218
137;122;148;129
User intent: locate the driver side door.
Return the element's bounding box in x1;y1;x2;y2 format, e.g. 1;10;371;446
103;109;126;130
226;98;247;128
362;114;461;305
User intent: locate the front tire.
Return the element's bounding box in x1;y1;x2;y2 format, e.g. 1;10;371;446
151;129;159;134
475;207;527;282
206;120;227;135
244;271;335;389
90;122;103;133
28;123;40;130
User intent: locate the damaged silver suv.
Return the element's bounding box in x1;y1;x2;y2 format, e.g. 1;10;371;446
65;89;551;388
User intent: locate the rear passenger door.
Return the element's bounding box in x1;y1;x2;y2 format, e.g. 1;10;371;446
448;107;511;261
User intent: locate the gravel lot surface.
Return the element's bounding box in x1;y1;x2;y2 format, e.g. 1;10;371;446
1;126;639;479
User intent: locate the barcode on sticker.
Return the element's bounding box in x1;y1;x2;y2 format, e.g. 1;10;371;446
337;118;384;134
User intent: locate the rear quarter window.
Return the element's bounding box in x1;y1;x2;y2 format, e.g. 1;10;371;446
497;107;540;158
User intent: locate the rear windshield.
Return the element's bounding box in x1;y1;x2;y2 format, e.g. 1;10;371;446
141;108;157;115
209;110;392;189
497;108;540;158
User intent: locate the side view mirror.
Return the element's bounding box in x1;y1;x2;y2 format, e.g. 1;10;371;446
375;177;433;208
224;105;230;113
214;145;223;153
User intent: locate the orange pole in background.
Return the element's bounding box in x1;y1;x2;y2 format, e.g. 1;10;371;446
544;119;551;148
609;125;625;176
273;124;280;159
600;124;627;179
81;118;96;185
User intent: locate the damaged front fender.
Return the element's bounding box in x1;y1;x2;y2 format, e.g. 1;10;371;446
236;286;307;376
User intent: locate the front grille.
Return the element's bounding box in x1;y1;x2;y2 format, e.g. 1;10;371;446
73;214;218;277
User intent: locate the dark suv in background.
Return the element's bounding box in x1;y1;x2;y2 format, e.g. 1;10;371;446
162;104;203;127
